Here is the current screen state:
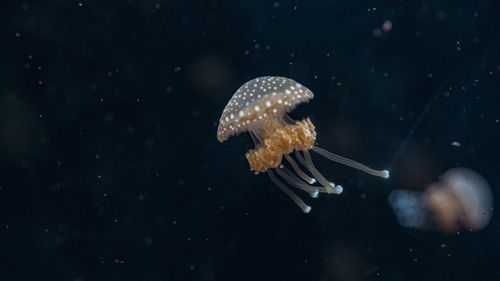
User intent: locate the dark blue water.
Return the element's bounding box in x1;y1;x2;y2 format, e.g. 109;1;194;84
1;1;499;280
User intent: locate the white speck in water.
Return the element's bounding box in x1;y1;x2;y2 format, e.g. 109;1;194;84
382;20;392;32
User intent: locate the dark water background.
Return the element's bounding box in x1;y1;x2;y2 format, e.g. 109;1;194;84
1;0;500;280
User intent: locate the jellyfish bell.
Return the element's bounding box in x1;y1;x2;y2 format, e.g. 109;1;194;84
388;167;493;233
387;189;428;229
426;168;493;232
217;76;390;213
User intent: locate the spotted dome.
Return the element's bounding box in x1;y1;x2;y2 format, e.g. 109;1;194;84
217;76;314;142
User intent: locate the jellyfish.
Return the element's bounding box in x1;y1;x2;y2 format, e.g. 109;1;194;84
217;76;389;212
388;167;493;232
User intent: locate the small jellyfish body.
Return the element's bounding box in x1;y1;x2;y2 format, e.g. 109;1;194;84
217;76;389;212
388;167;493;233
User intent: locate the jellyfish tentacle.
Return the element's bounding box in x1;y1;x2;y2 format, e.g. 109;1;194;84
267;170;311;213
275;167;320;198
311;146;390;179
284;154;316;184
293;150;308;168
249;131;260;146
301;150;334;187
302;150;343;194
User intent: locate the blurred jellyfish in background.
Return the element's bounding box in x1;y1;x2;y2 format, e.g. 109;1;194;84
322;243;365;281
388;167;493;233
188;53;235;97
0;93;45;162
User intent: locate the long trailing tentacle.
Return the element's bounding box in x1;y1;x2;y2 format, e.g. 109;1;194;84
284;154;316;184
267;170;311;213
302;150;343;194
275;167;320;198
311;146;389;179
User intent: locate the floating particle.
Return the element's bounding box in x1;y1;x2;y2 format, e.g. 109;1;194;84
372;28;382;37
382;20;392;32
